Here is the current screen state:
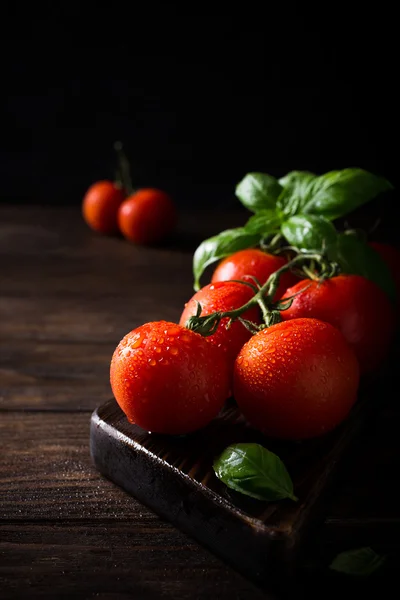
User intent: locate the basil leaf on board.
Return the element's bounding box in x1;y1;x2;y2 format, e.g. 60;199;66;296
330;547;386;576
192;228;261;291
277;171;317;217
235;173;283;213
244;209;282;235
327;233;397;303
281;214;337;251
302;168;393;221
213;443;297;502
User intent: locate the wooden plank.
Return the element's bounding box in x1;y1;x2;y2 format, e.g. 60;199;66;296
0;206;247;259
1;252;194;295
0;522;395;600
0;294;188;343
0;412;142;521
0;341;114;410
0;522;268;600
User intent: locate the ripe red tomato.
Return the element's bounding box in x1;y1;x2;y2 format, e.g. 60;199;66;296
369;241;400;305
118;188;177;245
110;321;230;435
179;281;261;375
211;249;299;301
82;180;126;234
280;274;395;374
234;318;360;440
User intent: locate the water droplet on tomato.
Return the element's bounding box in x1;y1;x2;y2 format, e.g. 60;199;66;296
155;347;162;353
259;369;264;375
158;337;164;344
266;346;276;353
167;326;181;336
148;358;156;366
170;347;179;355
131;335;143;348
210;285;215;290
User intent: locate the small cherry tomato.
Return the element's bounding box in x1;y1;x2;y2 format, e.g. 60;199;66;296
369;241;400;305
211;249;299;301
82;180;126;234
110;321;230;435
118;188;177;245
234;318;360;440
280;274;395;374
179;281;261;376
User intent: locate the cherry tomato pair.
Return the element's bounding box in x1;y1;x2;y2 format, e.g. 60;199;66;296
82;181;176;245
110;316;360;441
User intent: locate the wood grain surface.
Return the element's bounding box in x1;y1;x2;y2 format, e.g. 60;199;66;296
1;206;399;599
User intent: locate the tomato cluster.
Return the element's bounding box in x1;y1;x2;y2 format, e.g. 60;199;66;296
110;237;398;442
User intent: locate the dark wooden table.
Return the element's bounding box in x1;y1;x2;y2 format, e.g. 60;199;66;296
1;206;399;599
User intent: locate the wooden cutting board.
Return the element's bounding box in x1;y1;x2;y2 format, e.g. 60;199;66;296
90;368;383;590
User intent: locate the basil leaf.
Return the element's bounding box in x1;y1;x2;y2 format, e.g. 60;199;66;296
281;215;337;251
330;547;386;576
277;171;317;216
213;443;297;502
192;228;261;291
302;168;393;220
327;233;396;303
244;209;282;235
235;173;283;213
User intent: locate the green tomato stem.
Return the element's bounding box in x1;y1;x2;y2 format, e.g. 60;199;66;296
114;141;134;195
185;251;337;336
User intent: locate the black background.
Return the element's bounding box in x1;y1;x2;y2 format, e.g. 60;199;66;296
1;3;398;215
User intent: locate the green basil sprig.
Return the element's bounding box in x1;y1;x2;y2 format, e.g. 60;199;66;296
330;547;386;577
213;443;297;502
192;167;394;293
